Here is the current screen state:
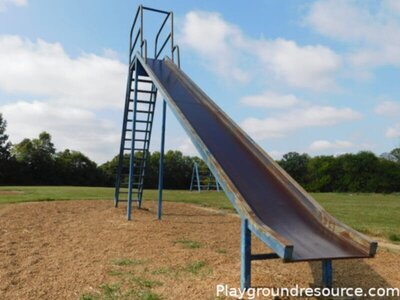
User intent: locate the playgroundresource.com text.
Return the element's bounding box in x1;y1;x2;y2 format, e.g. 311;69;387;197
216;284;400;299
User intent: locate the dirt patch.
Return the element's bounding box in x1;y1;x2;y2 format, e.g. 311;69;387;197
0;200;399;299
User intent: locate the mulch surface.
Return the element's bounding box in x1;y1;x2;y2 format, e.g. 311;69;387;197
0;200;399;299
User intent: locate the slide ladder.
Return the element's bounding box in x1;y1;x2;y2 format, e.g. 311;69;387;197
114;63;157;215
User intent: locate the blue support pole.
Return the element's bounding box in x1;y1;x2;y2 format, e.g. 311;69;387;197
189;165;195;191
241;218;251;290
195;163;201;192
322;259;333;288
157;99;167;220
127;60;139;221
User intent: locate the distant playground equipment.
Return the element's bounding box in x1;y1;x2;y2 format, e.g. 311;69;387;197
114;5;377;289
190;162;221;192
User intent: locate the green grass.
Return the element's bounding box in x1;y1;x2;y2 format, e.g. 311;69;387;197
0;186;114;203
389;233;400;242
151;267;171;276
1;186;399;241
215;248;227;254
311;193;400;239
82;256;163;300
183;261;208;275
0;186;232;209
174;238;202;249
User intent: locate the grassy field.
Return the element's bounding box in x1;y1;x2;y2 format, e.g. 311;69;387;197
0;186;399;241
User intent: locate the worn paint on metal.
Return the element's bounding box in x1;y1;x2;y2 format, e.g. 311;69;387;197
157;100;167;220
241;219;251;290
135;54;376;262
136;54;293;259
322;259;333;288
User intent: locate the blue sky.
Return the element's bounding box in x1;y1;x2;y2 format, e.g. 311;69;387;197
0;0;399;163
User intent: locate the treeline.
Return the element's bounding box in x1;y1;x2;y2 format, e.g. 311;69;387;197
0;113;200;188
277;151;400;193
100;151;202;189
1;113;400;192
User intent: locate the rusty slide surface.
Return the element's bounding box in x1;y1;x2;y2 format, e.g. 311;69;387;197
140;56;377;262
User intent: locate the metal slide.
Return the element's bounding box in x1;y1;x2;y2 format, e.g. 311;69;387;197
136;55;377;262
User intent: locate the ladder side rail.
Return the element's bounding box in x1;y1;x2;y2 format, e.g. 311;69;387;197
127;65;140;220
114;65;135;207
137;85;158;204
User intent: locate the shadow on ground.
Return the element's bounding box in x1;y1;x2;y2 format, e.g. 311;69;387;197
308;257;393;299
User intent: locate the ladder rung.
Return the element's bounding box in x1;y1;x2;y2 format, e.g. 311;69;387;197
131;89;156;94
136;110;152;113
135;100;154;104
136;129;150;133
135;139;149;142
132;78;153;84
136;120;151;123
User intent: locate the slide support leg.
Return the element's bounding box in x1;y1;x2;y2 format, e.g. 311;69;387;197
322;259;333;288
157;100;167;220
241;218;251;290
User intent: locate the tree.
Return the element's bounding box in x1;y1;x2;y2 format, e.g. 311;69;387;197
278;152;310;186
12;132;56;184
0;113;11;160
100;150;197;189
376;158;400;193
55;149;103;186
0;113;16;185
391;148;400;163
306;155;339;192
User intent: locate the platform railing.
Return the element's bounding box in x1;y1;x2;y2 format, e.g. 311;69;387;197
129;5;180;68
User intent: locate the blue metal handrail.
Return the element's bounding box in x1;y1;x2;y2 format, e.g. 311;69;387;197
129;5;180;68
172;45;180;68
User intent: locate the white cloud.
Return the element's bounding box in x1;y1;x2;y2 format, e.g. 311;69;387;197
180;11;249;83
374;100;400;117
1;101;119;163
268;150;284;160
0;35;130;163
174;137;199;156
306;0;400;69
254;39;341;90
0;0;27;12
240;91;302;109
309;139;353;151
385;0;400;14
386;124;400;138
0;35;126;109
180;11;340;90
241;106;361;140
